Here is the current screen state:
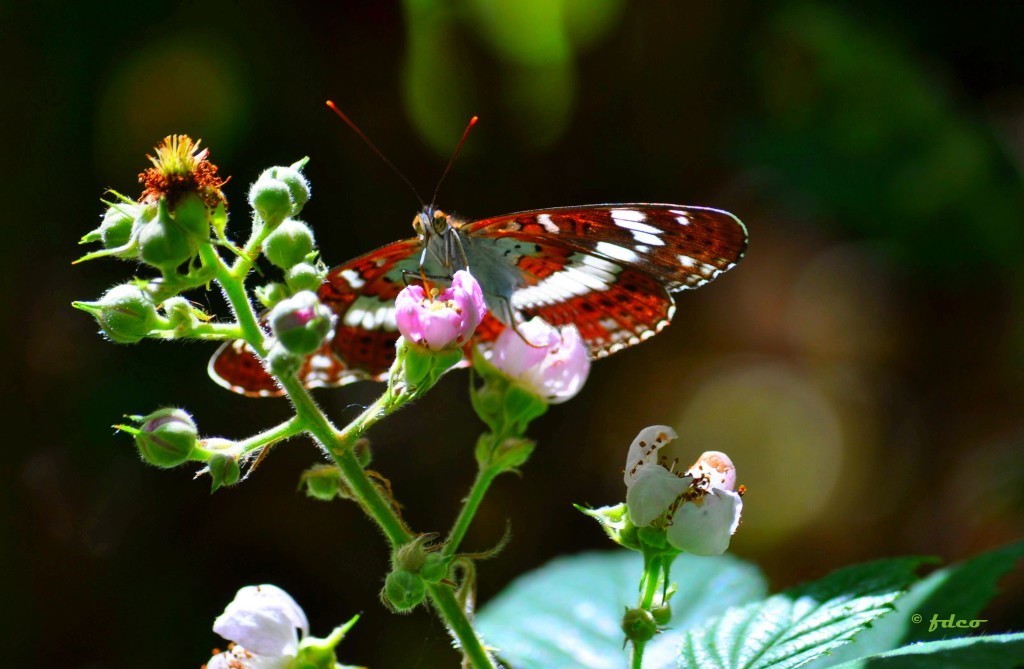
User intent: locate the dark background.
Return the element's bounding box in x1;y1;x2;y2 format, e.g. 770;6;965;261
3;1;1023;667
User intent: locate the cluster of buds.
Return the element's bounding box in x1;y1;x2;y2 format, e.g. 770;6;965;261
381;535;450;613
79;136;226;275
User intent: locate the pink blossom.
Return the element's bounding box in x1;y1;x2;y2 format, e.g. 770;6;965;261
395;270;487;351
489;317;591;404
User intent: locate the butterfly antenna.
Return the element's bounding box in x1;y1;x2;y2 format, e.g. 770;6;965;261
431;115;478;208
325;100;425;206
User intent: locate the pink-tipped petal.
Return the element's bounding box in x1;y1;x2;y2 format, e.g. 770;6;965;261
686;451;737;492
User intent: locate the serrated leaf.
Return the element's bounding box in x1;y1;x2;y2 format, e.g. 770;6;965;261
674;558;923;669
809;540;1024;667
828;633;1024;669
476;550;767;669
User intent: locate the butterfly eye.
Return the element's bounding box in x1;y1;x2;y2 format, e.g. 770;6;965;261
412;215;425;236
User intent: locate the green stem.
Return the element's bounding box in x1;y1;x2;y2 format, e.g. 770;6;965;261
631;554;663;669
203;239;494;668
639;555;662;609
149;321;244;341
199;243;267;356
444;465;500;558
280;374;412;546
428;583;495;669
236;415;305;456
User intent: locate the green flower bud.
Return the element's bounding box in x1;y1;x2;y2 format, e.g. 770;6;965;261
269;165;311;213
209;451;241;491
420;553;449;584
301;464;343;501
138;200;193;271
268;291;335;355
393;537;430;573
249;176;293;228
170;192;210;239
266;342;303;377
483;435;536;472
285;262;325;293
135;408;198;468
652;603;672;626
99;203;140;249
621;607;658;644
255;282;290;309
162;296;198;330
78;284;159;343
264;219;315;270
382;568;426;613
354;437;372;468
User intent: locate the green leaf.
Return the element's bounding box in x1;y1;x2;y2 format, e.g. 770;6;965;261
674;558;923;669
828;633;1024;669
476;550;767;669
809;540;1024;667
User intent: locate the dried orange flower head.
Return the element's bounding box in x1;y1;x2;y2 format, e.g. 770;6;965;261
138;135;228;207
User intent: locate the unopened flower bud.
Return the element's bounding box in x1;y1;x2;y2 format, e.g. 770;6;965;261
209;451;241;491
249;177;293;228
268;164;311;213
266;342;304;377
138;200;193;271
162;296;198;330
652;603;672;626
255;282;290;309
78;284;159;343
285;262;325;293
268;291;335;356
301;464;343;501
420;553;448;584
354;437;372;467
264;219;315;270
135;408;198;468
382;568;426;613
621;608;657;644
170;192;210;239
99;203;140;249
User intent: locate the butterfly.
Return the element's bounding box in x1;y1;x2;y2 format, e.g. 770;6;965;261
209;203;748;396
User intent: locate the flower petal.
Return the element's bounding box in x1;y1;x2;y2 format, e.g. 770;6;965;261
626;464;691;526
686;450;737;491
666;489;743;556
213;584;308;656
624;425;678;486
490;318;557;378
538;325;591;404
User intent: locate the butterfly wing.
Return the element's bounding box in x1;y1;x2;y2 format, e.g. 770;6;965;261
208;238;422;396
459;204;747;356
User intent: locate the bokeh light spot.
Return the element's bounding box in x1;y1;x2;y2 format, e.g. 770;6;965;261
673;361;844;545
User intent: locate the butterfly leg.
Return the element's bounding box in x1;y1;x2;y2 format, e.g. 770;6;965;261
494;295;546;349
400;268;452;287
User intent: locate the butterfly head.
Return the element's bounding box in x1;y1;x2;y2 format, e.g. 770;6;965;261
412;207;452;240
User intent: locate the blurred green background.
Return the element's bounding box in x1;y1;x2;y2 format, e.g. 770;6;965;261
3;1;1023;667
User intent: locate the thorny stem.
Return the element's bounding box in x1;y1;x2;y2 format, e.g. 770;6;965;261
203;239;496;669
